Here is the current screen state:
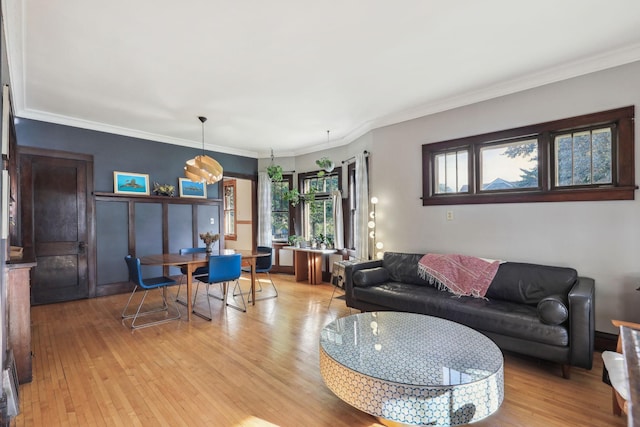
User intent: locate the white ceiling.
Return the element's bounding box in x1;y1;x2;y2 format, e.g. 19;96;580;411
3;1;640;159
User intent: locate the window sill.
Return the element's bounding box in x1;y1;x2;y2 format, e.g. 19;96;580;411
422;186;637;205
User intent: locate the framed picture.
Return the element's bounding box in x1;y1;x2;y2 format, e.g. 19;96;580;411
113;171;150;195
179;177;207;198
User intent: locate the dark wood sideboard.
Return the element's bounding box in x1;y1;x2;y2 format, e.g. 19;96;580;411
5;251;36;384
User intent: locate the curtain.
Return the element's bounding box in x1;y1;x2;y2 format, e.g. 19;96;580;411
332;190;344;250
354;153;369;260
257;171;272;247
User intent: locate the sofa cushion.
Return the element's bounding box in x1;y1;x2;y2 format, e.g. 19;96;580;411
382;252;431;286
486;262;577;305
353;282;569;347
353;267;390;287
537;295;569;325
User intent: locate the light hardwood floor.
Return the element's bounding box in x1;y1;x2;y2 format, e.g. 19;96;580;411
12;273;624;427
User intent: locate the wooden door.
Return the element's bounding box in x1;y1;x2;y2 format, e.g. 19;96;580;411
20;151;93;304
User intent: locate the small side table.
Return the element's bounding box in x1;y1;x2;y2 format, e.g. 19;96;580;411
329;260;357;308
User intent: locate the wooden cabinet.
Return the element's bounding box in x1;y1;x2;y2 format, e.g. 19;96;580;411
6;258;36;384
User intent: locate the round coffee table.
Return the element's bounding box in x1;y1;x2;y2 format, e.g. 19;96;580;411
319;312;504;426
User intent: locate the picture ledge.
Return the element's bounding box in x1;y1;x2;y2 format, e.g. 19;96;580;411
93;191;222;203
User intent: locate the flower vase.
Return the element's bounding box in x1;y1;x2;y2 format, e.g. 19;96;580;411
205;243;212;254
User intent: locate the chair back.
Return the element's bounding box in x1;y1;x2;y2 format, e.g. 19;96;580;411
207;253;242;283
179;247;208;275
124;255;146;289
179;247;207;255
255;246;273;272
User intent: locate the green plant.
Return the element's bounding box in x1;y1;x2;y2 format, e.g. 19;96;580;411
315;157;334;177
283;188;301;206
326;235;334;248
267;164;283;181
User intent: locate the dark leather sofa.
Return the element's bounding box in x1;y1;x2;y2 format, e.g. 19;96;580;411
344;252;595;378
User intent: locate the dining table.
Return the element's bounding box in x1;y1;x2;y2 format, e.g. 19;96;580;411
140;249;269;322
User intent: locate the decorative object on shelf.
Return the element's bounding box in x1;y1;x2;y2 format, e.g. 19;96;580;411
199;231;220;253
179;177;207;198
152;182;175;197
113;171;150;195
267;149;283;181
184;116;223;185
369;196;383;260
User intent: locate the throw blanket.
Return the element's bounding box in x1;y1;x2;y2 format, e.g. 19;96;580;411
417;253;500;298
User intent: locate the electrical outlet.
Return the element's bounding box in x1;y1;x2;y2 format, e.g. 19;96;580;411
209;218;215;225
446;211;454;221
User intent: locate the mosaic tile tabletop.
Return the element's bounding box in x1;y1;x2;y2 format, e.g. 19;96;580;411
319;312;504;426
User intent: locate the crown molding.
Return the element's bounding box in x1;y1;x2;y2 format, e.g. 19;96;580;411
16;108;260;158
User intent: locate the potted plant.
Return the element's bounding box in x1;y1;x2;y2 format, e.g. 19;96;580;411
199;231;220;253
152;182;175;197
283;188;301;206
315;157;335;177
267;164;283;181
317;233;327;250
325;235;334;249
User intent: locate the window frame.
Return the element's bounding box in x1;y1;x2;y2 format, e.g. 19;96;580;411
223;179;237;240
298;168;342;241
422;106;635;205
271;174;294;241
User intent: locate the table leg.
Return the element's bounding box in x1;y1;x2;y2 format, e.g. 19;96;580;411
308;253;323;284
186;264;194;322
249;259;257;306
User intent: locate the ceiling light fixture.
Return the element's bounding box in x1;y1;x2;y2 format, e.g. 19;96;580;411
184;116;223;184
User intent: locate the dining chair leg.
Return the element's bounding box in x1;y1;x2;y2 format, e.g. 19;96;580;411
122;286;171;319
191;280;212;321
248;273;278;303
175;274;185;304
207;282;225;301
225;279;247;312
123;288;181;329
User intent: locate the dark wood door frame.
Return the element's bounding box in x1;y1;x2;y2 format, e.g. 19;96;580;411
18;146;96;300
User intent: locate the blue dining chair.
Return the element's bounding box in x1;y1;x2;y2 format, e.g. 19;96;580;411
175;247;209;305
239;246;278;302
193;253;244;320
122;255;181;329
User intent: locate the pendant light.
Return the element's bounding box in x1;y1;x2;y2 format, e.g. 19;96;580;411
184;116;223;184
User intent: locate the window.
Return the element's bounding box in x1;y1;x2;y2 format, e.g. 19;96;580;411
422;106;635;205
299;169;341;241
271;175;293;241
223;179;236;240
554;127;612;187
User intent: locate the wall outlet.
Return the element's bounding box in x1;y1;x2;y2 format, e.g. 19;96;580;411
209;218;215;225
446;211;454;221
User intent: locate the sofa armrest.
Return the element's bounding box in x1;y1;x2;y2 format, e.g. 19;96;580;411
568;276;595;369
344;260;383;305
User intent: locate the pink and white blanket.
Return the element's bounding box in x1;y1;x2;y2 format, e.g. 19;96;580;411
417;253;501;298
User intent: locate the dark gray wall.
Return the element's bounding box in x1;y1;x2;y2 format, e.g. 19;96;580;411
16;118;255;291
15;118;258;196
